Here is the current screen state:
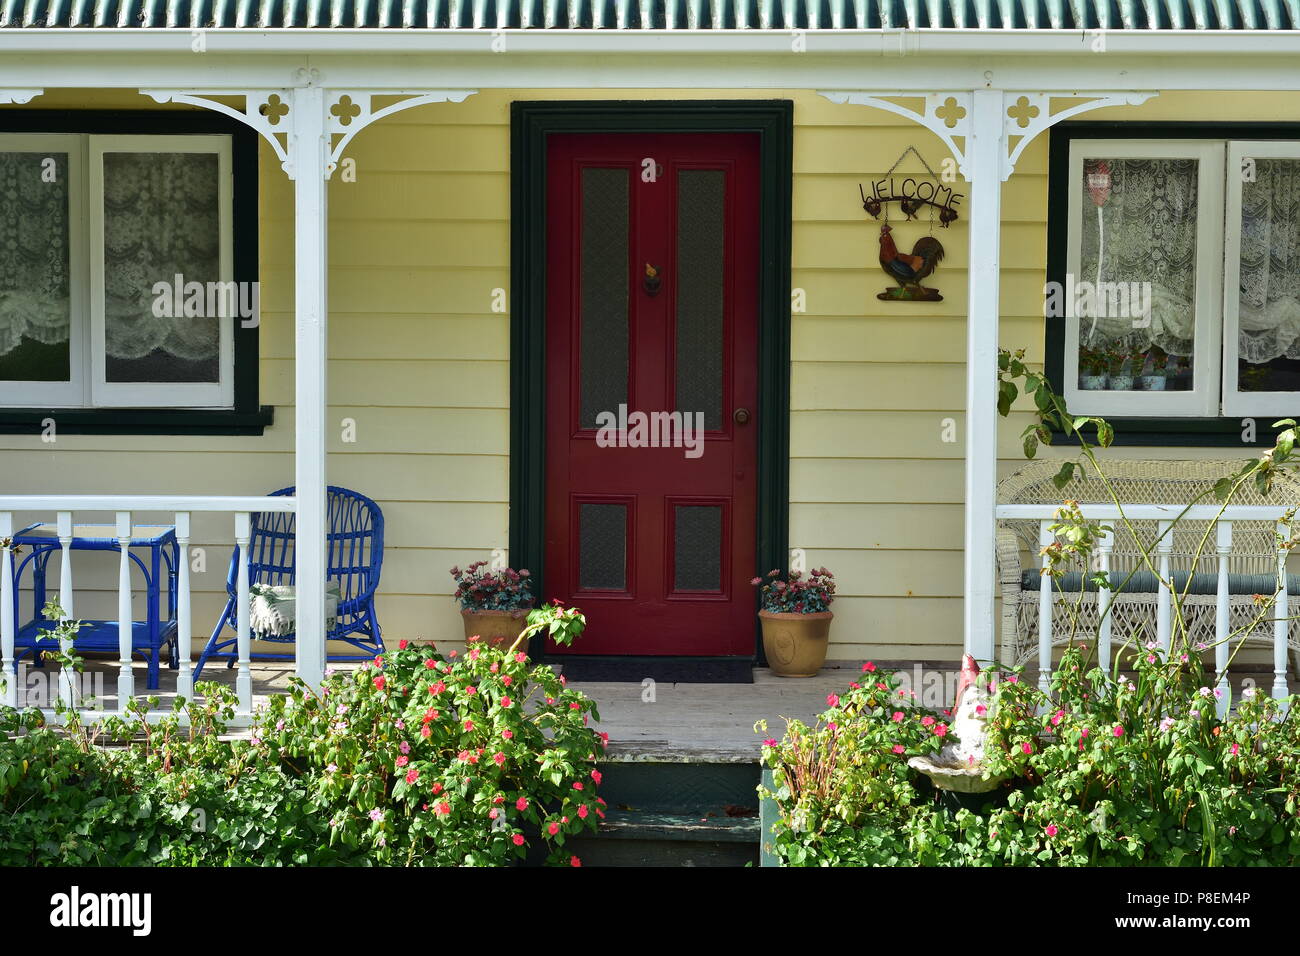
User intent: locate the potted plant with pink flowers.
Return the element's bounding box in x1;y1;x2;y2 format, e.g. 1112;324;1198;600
451;561;534;649
752;567;836;678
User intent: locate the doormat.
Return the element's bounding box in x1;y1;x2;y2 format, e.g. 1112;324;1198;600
558;656;754;684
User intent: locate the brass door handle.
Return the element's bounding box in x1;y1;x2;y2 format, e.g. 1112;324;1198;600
734;408;751;425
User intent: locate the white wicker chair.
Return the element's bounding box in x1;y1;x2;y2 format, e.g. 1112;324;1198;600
997;458;1300;672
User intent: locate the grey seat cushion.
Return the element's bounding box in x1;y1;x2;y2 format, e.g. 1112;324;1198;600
1019;569;1300;596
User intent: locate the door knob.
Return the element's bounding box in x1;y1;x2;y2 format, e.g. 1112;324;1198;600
734;408;751;425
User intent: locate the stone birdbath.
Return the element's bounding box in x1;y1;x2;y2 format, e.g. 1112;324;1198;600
908;654;1009;794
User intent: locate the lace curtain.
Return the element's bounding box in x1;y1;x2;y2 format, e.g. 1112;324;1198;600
1077;157;1200;358
0;151;71;355
1238;158;1300;363
0;148;220;363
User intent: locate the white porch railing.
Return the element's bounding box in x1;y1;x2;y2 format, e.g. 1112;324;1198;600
995;503;1295;714
0;495;297;726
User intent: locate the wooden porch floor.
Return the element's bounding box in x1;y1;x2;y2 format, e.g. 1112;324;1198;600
23;656;943;756
24;655;1283;759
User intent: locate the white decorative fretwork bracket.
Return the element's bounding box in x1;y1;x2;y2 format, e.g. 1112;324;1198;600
817;90;1158;181
321;89;476;179
0;90;42;104
143;73;476;180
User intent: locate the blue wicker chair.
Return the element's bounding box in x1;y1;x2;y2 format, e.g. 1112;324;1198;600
193;486;384;680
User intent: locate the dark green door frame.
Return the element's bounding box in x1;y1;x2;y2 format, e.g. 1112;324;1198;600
509;99;793;663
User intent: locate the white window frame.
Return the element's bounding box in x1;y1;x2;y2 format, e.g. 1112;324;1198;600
1063;139;1226;419
89;135;234;409
0;134;87;407
1222;141;1300;418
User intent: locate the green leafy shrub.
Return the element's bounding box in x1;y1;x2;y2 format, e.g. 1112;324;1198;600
260;602;605;866
751;566;836;613
760;651;1300;867
0;602;605;866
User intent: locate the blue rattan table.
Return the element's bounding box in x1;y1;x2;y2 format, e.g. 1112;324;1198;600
10;523;180;690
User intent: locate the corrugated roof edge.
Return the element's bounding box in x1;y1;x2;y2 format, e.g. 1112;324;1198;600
2;0;1297;32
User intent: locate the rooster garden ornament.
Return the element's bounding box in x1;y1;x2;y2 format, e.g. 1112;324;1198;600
877;223;945;301
860;147;958;302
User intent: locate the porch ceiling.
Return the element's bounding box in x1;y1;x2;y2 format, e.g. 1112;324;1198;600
5;0;1298;31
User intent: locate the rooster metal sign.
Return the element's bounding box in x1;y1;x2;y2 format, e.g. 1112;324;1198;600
859;147;961;303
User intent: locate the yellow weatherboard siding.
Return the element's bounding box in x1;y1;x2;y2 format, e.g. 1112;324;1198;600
1;89;1292;663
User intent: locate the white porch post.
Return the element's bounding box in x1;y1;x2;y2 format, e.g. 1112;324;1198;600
962;90;1005;663
291;84;329;689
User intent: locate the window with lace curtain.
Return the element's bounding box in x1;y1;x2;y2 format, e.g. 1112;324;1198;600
0;132;235;409
1059;137;1300;420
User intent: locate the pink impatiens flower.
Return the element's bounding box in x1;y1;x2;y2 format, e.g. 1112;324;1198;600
591;769;602;785
826;693;840;708
892;711;904;723
516;796;529;811
1045;824;1058;837
1230;743;1240;755
763;738;778;747
500;696;513;708
513;833;526;846
406;769;419;784
1021;742;1033;755
862;661;877;673
934;723;948;737
1113;724;1125;737
892;744;905;755
921;716;935;727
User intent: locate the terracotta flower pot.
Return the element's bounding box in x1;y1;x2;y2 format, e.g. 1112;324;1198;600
461;608;530;650
759;610;833;678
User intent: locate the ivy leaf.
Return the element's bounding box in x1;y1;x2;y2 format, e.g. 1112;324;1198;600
998;380;1018;418
1051;462;1076;490
1023;430;1039;460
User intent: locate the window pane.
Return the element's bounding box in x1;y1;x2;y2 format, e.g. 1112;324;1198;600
578;502;627;591
675;169;725;430
102;151;221;384
1076;157;1198;394
1236;157;1300;392
0;151;71;382
578;167;629;428
673;504;722;592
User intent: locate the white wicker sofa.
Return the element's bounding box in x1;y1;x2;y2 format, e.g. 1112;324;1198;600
996;458;1300;673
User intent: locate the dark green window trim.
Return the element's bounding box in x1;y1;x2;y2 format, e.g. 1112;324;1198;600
0;109;269;436
1047;121;1300;449
509;99;793;662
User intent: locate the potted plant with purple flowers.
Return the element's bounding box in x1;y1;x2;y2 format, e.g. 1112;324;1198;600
451;561;535;649
752;567;836;678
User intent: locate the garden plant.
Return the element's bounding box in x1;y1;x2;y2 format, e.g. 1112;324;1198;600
758;349;1300;866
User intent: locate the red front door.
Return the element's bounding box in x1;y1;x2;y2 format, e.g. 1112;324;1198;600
544;132;760;657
